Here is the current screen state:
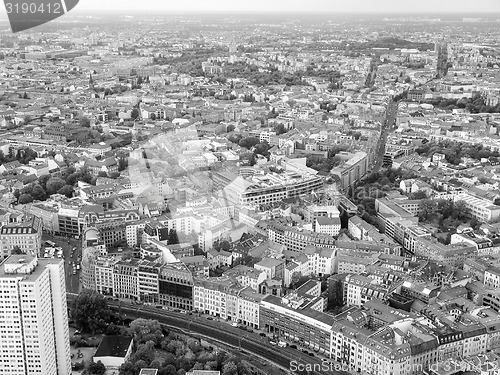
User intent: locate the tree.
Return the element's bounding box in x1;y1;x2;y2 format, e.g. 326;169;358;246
79;116;91;127
70;289;111;334
98;171;108;178
222;361;238;375
328;278;344;311
238;137;260;149
46;177;66;195
18;193;33;204
130;341;156;364
164;365;177;375
57;185;74;198
129;319;163;346
87;361;106;375
150;113;157;121
131;108;140;120
12;246;23;255
167;229;179;245
118;157;128;172
31;184;47;201
38;174;51;190
411;190;428;199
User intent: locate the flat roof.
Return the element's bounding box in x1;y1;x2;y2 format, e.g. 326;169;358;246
94;336;133;358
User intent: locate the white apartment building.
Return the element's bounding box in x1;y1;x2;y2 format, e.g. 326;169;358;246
344;274;374;307
0;255;71;375
95;258;117;296
125;221;146;247
314;217;341;236
223;265;267;292
303;246;336;277
484;267;500;289
0;216;42;258
113;259;139;300
194;277;261;328
439;192;500;223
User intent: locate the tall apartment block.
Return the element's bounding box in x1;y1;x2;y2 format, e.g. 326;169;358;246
0;255;71;375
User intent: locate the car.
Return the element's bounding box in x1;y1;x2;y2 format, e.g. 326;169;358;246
259;333;266;337
290;345;297;349
278;341;287;348
73;270;77;275
238;325;247;330
247;329;254;333
302;349;308;354
206;317;213;320
180;310;187;315
308;352;315;357
155;305;163;309
231;322;239;327
269;341;277;346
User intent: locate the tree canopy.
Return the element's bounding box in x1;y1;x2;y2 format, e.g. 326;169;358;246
129;319;164;346
70;289;111;334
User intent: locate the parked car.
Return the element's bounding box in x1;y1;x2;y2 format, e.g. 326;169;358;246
259;333;266;337
269;341;277;346
231;322;239;327
206;317;213;320
290;345;297;349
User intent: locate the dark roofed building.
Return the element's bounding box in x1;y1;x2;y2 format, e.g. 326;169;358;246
93;335;133;368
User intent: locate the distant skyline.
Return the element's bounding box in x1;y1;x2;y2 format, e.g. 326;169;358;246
76;0;500;14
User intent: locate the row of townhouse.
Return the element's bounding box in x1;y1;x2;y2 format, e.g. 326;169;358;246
88;254;197;310
193;276;263;328
267;221;336;252
222;172;323;208
84;249;500;375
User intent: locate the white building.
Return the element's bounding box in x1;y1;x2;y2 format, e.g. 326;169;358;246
0;255;71;375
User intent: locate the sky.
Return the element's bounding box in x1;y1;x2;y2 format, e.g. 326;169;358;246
76;0;500;14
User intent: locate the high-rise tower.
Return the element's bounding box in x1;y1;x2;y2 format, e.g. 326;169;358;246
0;255;71;375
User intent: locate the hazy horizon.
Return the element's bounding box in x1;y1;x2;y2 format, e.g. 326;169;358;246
73;0;500;14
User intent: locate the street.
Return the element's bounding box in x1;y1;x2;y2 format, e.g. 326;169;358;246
42;233;82;294
372;100;399;173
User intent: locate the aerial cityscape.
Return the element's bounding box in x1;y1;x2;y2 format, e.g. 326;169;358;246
1;2;500;375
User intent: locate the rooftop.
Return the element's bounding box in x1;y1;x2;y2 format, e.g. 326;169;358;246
94;335;133;359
